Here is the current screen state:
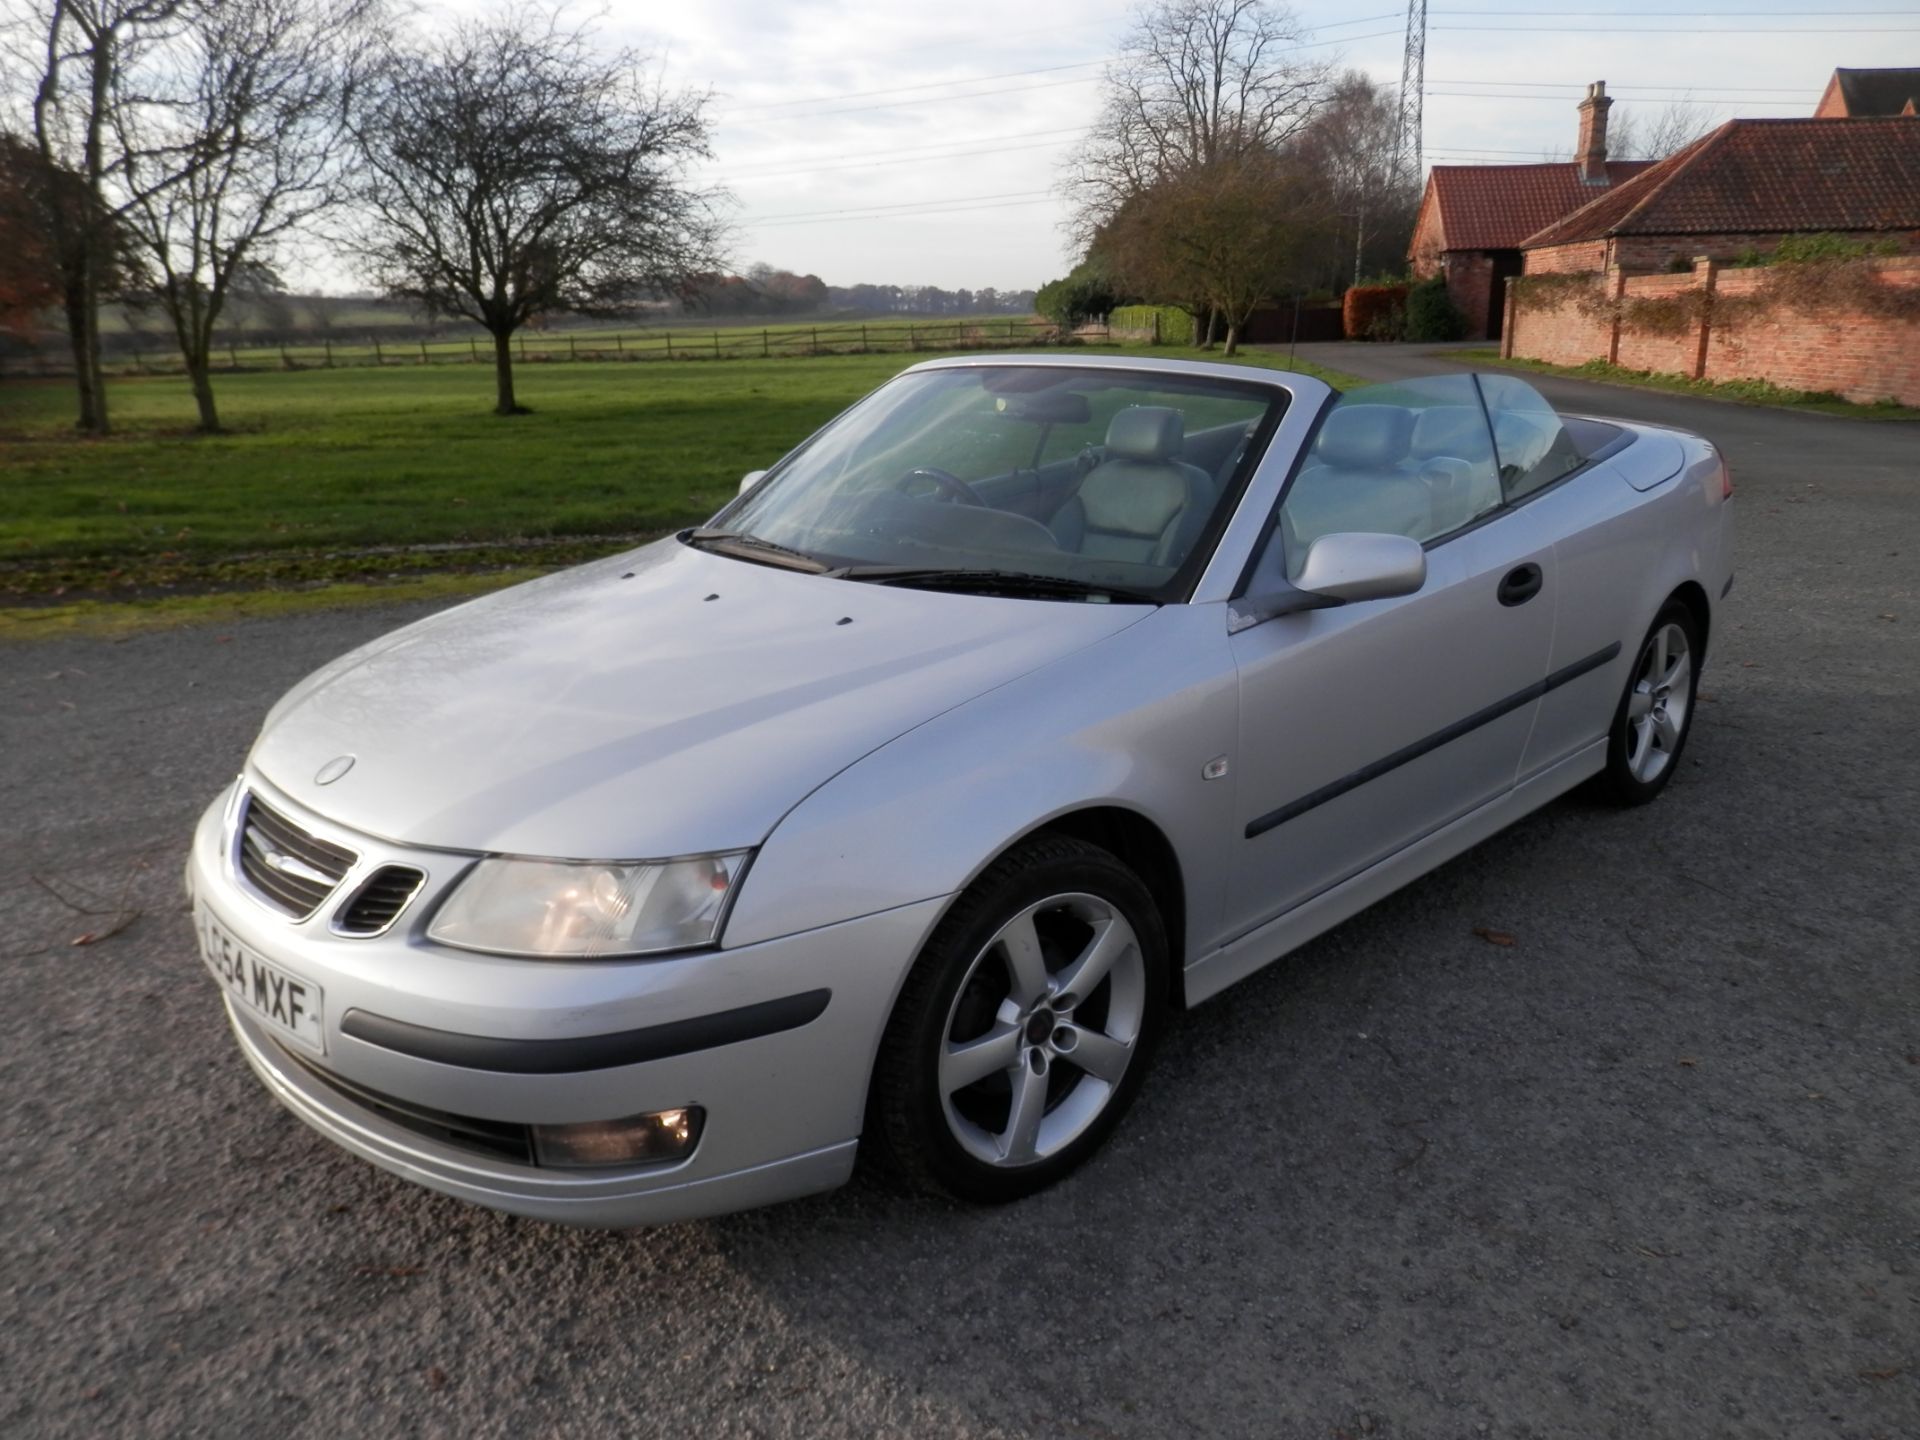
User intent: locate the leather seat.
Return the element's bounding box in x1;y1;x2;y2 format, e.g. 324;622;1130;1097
1050;407;1214;566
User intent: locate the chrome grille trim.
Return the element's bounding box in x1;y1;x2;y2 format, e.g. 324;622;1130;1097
236;793;358;919
332;865;428;938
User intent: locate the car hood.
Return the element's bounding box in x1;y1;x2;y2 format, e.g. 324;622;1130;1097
250;538;1151;858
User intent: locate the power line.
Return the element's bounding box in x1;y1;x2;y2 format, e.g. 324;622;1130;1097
714;125;1090;176
747;189;1052;224
720;135;1080;184
730;59;1109;115
1434;21;1920;29
747;197;1060;230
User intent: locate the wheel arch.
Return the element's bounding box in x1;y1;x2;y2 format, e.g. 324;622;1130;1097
1668;578;1712;659
1031;806;1190;1007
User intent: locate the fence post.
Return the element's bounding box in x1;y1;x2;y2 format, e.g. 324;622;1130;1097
907;325;916;352
420;339;429;363
713;330;721;358
470;337;478;361
1151;311;1161;345
228;343;238;370
569;335;578;360
615;332;623;353
282;344;292;370
374;336;383;365
325;338;333;367
666;331;673;359
762;328;770;358
861;323;868;352
811;327;818;356
520;335;527;362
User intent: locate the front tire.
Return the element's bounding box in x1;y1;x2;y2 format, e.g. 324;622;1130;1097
1595;602;1702;805
866;833;1169;1203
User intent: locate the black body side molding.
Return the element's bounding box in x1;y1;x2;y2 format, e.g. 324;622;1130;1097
1244;642;1623;839
341;989;833;1074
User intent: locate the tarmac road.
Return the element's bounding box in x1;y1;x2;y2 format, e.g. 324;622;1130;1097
2;351;1916;1438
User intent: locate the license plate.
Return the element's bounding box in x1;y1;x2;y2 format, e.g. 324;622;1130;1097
197;904;325;1053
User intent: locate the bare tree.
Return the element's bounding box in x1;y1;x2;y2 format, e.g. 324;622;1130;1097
1062;0;1326;246
351;5;725;416
1101;154;1333;355
1607;99;1718;162
13;0;186;432
1291;71;1416;287
111;0;383;431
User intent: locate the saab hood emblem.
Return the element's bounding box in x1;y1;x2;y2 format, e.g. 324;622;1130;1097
314;755;355;786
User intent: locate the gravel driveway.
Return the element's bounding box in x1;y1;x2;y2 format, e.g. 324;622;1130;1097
3;354;1916;1438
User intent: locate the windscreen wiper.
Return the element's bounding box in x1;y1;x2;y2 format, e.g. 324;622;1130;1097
683;528;830;574
834;565;1159;605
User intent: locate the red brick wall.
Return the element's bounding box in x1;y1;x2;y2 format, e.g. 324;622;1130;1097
1510;256;1920;404
1505;275;1610;365
1524;241;1610;274
1707;261;1920;403
1613;273;1700;376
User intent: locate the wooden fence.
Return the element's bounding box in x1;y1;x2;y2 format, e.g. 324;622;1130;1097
1;316;1098;380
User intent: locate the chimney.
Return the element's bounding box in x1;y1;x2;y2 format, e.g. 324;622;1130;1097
1577;81;1612;184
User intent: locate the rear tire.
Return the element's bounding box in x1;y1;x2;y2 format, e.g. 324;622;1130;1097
865;833;1168;1204
1594;602;1702;806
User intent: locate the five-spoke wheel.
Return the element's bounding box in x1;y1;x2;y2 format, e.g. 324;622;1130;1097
1598;601;1703;804
867;834;1167;1202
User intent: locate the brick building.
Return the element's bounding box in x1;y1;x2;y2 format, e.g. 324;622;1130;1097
1407;82;1652;340
1519;118;1920;274
1814;67;1920;118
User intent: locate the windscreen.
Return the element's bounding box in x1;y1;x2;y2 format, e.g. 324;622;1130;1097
713;366;1287;602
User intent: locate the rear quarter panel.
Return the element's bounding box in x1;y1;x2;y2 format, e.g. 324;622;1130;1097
1519;426;1733;778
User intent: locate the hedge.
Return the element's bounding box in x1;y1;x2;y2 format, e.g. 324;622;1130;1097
1343;283;1409;341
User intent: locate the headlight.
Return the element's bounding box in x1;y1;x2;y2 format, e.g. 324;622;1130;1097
427;853;749;958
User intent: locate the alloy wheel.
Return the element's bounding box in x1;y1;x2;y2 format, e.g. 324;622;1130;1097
937;892;1147;1169
1625;621;1693;784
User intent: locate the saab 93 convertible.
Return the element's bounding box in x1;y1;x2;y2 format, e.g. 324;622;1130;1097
187;355;1733;1225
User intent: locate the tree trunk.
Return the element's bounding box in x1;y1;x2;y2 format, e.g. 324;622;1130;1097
60;277;104;432
1202;309;1220;349
491;326;520;415
1222;323;1241;357
82;248;109;433
187;357;220;433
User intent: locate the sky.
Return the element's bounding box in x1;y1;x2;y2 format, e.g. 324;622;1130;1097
410;0;1920;294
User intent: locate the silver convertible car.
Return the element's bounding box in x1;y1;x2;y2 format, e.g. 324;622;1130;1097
187;355;1733;1225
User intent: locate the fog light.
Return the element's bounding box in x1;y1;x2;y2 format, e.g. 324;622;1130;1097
530;1106;704;1169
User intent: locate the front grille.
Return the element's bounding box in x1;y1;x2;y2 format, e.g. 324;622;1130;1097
237;794;357;919
276;1041;535;1166
334;866;426;936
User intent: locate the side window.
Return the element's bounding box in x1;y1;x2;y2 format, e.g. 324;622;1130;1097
1478;373;1584;502
1266;375;1503;581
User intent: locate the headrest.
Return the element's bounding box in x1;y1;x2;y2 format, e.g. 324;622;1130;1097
1316;405;1414;470
1408;406;1488;460
1105;406;1184;462
1079;467;1189;538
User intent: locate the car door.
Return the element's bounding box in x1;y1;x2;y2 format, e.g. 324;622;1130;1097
1222;375;1559;942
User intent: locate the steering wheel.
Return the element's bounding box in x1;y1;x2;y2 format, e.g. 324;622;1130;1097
893;466;983;506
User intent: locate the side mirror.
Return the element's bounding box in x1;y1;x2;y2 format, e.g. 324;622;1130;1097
738;469;768;496
1228;532;1427;632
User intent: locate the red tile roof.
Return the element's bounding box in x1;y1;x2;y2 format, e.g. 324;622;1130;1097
1423;161;1656;252
1523;118;1920;248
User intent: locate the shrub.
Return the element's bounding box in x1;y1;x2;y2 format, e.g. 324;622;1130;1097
1403;277;1465;342
1343;283;1409;340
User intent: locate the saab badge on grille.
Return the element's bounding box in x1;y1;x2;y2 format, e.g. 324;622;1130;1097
314;755;355;786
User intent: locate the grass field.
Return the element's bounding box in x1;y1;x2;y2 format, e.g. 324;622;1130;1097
1;343;1358;621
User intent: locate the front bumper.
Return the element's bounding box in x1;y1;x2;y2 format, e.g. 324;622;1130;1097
188;778;946;1226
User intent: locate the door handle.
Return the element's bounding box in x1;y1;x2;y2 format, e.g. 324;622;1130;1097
1497;563;1544;607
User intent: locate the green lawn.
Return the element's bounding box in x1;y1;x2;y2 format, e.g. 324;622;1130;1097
1;344;1357;608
